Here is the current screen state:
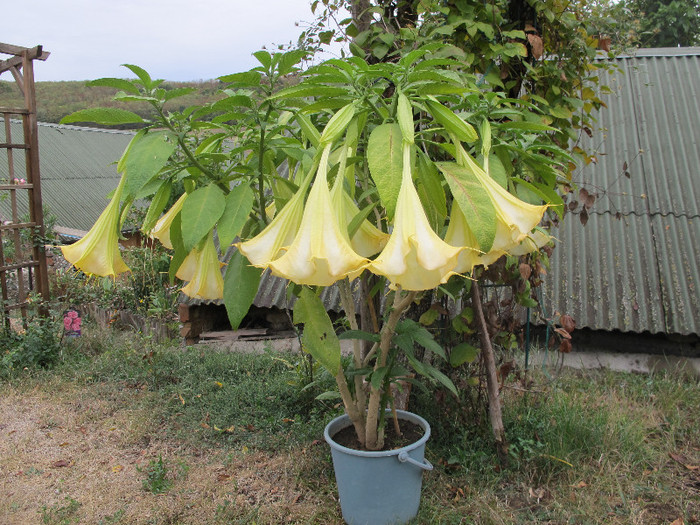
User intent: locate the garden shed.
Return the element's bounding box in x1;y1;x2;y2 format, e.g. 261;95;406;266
540;47;700;354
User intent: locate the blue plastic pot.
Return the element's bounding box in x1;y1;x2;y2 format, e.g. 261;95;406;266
324;410;433;525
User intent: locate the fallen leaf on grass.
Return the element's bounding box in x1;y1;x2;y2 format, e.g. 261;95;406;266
670;452;699;470
112;465;124;473
51;459;71;468
217;473;231;482
571;481;588;488
59;441;69;447
670;518;684;525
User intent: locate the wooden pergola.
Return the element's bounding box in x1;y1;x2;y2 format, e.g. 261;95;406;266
0;43;50;327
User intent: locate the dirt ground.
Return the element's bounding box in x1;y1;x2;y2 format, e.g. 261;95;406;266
0;382;340;525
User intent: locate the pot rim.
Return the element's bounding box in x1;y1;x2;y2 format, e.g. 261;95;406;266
324;409;431;458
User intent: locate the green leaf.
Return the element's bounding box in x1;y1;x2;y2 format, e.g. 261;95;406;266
293;288;341;375
370;366;390;390
218;71;262;86
87;77;140;94
168;213;186;283
121;64;154;87
163;87;196;101
180;184;226;253
419;308;439;326
269;84;349;100
217;184;254;248
123;131;177;196
397;92;414;144
295;113;321;148
416;153;447;217
450;343;480;367
367;123;403;220
60;107;144;126
141;180;172;233
436;162;496;252
253;50;272;69
319;102;356;145
212;95;254;111
223;251;262;330
425;99;478;143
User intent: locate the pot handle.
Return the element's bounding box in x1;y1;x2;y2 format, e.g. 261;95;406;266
398;451;433;471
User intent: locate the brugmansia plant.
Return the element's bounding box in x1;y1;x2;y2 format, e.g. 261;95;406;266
61;45;570;451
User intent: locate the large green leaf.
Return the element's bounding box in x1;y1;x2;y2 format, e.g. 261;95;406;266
217;184;254;248
436;162;496;252
87;78;140;94
450;342;480;367
425;98;478;142
123;131;177;195
367;123;403;221
181;184;226;253
223;251;262;330
60;107;144;126
293;288;341;375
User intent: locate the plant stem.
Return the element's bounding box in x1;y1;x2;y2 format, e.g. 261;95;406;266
472;281;509;463
365;288;416;450
338;278;367;420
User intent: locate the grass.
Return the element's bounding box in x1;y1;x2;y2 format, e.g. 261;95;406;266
1;323;699;524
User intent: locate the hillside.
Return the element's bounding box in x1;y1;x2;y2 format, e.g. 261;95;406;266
0;79;223;128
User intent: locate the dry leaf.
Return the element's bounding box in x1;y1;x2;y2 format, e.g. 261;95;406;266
572;481;588;488
519;263;532;281
670;518;684;525
112;465;124;473
51;459;71;468
527;34;544;59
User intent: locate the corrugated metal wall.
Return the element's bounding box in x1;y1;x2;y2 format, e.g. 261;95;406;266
542;48;700;336
0;120;132;231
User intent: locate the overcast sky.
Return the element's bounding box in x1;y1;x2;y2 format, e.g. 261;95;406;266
2;0;321;82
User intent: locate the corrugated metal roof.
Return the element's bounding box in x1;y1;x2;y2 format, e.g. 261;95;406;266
0;120;133;231
541;47;700;336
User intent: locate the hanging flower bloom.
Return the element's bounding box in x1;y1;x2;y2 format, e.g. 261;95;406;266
456;146;548;252
61;175;130;277
509;227;552;256
149;193;187;249
177;231;224;300
269;145;368;286
369;143;462;290
444;204;501;273
329;154;388;258
238;177;310;268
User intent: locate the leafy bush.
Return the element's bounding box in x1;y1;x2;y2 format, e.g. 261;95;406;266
0;298;62;377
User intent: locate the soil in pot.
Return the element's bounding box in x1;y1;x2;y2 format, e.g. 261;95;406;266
332;420;424;451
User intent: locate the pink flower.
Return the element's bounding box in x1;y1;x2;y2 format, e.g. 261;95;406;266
64;317;73;329
67;310;78;319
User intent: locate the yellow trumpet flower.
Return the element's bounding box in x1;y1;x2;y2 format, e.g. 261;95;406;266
149;193;187;249
369;143;462;290
269;145;368;286
444;204;501;273
509;228;552;256
238;177;310;268
456;144;547;252
61;175;130;277
177;232;224;300
329;151;388;257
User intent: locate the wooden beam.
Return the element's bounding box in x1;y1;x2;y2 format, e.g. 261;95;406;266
0;43;49;61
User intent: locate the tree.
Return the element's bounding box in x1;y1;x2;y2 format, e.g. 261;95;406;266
628;0;700;46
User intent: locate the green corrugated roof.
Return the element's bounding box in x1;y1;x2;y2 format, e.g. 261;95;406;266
541;47;700;336
0;120;133;231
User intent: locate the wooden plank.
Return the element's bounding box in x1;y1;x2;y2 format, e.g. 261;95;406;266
0;143;30;149
0;222;36;231
0;43;49;60
0;261;40;272
0;107;30;114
